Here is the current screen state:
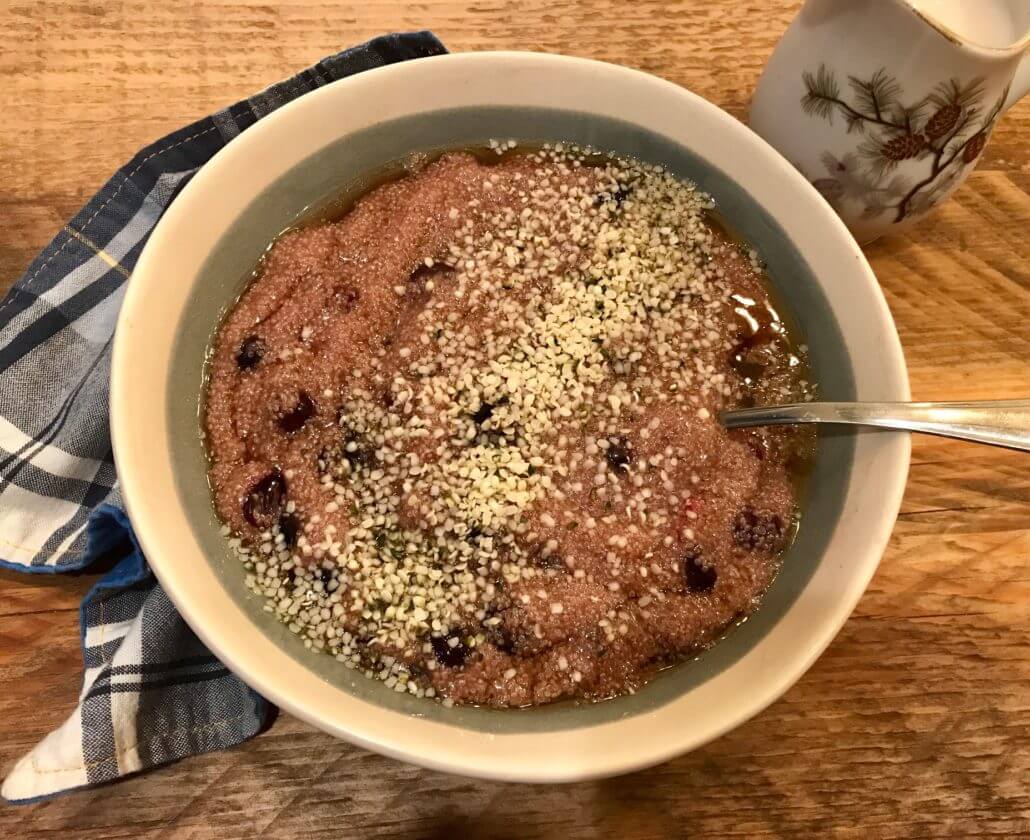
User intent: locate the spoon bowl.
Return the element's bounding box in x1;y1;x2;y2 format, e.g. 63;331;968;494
721;399;1030;452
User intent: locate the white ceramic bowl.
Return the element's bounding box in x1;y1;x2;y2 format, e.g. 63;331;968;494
110;52;910;782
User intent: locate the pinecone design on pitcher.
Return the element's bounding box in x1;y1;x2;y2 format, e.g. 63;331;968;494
800;66;1010;223
963;132;987;163
924;104;961;140
881;133;926;161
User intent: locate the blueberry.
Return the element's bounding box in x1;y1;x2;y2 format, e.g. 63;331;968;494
732;508;785;552
236;336;264;370
533;550;564;571
483;423;519;449
319;566;333;588
485;622;517;655
243;469;286;527
409;261;451;287
682;546;717;592
278;513;300;548
595;186;632;208
341;434;375;469
430;632;468;668
728;343;767;383
278;391;315;434
472;401;494;426
605;436;632;474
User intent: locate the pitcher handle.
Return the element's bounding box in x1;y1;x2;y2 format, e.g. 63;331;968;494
1003;51;1030;112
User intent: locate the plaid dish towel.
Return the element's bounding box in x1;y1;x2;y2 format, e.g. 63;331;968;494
0;31;447;804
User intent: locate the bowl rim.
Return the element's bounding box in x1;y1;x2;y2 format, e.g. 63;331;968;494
110;50;911;782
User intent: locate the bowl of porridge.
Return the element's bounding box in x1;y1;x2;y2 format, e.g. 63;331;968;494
110;52;910;781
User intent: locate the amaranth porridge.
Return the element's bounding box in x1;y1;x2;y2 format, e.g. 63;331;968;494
204;143;814;707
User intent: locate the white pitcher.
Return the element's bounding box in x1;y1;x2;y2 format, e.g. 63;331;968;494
750;0;1030;243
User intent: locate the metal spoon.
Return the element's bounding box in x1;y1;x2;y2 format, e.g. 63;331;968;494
719;399;1030;452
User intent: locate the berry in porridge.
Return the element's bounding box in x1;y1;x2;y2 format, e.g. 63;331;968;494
204;142;814;707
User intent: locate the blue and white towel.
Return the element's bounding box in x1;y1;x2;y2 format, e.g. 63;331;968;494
0;31;447;804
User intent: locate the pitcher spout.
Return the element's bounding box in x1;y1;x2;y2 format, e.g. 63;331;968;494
907;0;1030;53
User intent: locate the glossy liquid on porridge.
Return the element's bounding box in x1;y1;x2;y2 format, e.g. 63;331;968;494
203;143;814;707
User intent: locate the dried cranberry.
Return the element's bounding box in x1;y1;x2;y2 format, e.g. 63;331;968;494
278;513;300;548
430;632;468;668
732;508;785;552
236;336;264;370
605;436;632;474
243;469;286;527
682;546;717;592
278;391;315;434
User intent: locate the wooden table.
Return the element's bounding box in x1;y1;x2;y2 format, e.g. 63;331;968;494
1;1;1027;836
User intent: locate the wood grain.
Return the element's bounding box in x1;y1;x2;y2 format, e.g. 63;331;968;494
0;1;1027;836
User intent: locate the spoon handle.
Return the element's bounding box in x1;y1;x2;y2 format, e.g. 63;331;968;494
719;399;1030;452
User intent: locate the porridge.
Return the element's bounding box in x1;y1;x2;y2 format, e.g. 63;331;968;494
204;143;813;707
